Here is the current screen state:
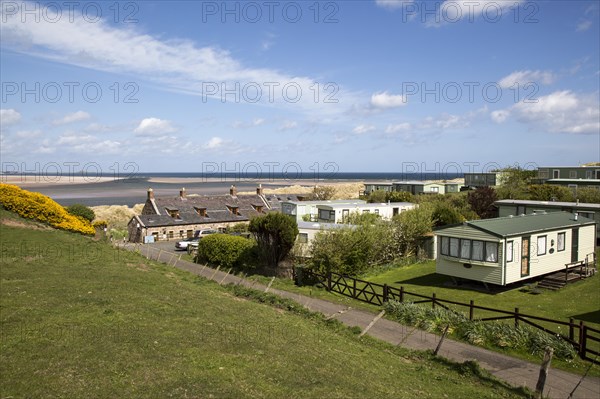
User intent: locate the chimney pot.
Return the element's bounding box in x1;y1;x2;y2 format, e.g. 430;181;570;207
180;187;186;199
230;185;237;196
147;188;154;200
257;183;263;196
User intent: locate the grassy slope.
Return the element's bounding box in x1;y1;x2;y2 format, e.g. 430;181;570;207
0;211;526;398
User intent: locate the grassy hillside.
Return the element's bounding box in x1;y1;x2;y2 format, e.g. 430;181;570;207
0;209;527;398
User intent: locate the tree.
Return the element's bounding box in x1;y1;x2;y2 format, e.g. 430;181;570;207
431;202;463;227
344;210;381;225
527;185;574;202
386;190;414;203
467;187;498;219
249;213;298;269
576;187;600;204
496;167;536;200
367;189;387;203
66;203;95;222
311;186;336;200
392;205;434;258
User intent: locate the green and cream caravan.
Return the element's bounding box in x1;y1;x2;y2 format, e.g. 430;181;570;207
435;212;596;286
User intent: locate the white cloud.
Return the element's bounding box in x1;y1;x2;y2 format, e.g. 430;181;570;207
353;124;376;134
279;120;298;131
491;110;510;123
0;109;21;126
370;92;407;109
203;137;225;150
497;90;599;134
134;118;177;136
52;111;91;125
232;118;266;129
15;130;42;139
1;2;356;114
385;123;411;134
576;20;592;32
498;70;556;89
426;0;525;27
375;0;413;10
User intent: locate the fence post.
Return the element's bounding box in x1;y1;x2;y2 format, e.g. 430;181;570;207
469;300;474;321
353;278;357;299
383;284;389;303
327;272;332;291
579;322;586;359
569;318;574;341
400;286;404;302
432;293;436;309
514;307;519;328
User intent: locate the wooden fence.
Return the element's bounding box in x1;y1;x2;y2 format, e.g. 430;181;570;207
303;269;600;364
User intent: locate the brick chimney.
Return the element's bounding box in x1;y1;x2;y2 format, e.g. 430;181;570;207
147;188;154;200
230;185;237;196
180;187;186;200
256;183;263;196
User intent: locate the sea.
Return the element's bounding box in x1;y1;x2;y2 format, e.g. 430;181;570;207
3;172;463;207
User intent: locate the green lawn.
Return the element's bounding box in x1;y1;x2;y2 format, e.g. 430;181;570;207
0;212;528;398
364;261;600;329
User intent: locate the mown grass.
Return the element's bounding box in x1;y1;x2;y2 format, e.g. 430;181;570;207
0;210;529;398
364;260;600;330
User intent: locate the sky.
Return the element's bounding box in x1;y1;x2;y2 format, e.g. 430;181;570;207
1;0;599;176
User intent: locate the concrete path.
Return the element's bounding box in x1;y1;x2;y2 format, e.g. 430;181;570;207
120;243;600;399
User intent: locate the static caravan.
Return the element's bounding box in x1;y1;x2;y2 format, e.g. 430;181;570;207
316;202;416;223
435;212;596;286
281;200;366;223
294;221;357;257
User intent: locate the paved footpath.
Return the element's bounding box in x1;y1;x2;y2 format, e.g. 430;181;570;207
120;243;600;399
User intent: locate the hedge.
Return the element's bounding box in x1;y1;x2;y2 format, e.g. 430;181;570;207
195;233;256;268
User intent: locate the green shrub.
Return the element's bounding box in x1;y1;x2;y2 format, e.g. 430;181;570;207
195;234;256;268
66;203;96;222
384;301;577;361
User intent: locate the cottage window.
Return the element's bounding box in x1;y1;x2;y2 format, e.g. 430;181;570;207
569;171;577;178
537;236;547;256
449;238;459;257
460;239;471;259
506;241;513;263
485;242;498;262
516;205;526;215
440;236;449;256
168;231;174;239
471;240;484;261
227;206;239;215
557;232;565;252
195;207;207;217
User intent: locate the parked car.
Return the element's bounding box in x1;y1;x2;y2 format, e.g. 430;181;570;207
174;236;200;251
186;229;219;253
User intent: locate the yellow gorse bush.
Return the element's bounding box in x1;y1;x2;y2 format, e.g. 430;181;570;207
0;183;95;235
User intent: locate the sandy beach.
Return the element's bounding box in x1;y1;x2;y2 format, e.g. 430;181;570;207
1;175;125;187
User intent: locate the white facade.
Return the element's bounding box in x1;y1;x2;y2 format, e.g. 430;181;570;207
316;202;416;223
281;199;366;223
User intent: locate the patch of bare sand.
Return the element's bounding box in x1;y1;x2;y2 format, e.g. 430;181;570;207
238;182;364;200
91;204;144;229
0;218;52;230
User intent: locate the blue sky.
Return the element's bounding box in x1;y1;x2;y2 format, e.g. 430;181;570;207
1;0;599;175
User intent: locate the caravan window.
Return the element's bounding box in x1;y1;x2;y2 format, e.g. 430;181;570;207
440;236;449;256
537;236;547;256
485;242;498;262
557;232;565;252
471;240;484;261
460;240;471;259
449;238;459;257
506;241;513;263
